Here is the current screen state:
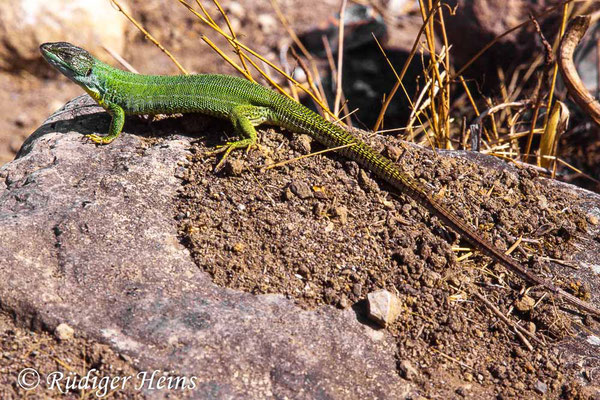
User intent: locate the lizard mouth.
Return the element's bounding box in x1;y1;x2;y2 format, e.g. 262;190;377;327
39;42;83;79
40;44;70;72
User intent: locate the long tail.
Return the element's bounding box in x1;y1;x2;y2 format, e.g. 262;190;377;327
274;100;600;317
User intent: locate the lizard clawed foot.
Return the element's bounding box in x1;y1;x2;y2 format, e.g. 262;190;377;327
205;139;260;172
84;134;116;145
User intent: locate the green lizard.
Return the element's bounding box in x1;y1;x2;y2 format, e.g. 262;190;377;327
40;41;600;318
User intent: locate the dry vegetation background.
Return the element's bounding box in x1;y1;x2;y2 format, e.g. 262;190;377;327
1;0;599;193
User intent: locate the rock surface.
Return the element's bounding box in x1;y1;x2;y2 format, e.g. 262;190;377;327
0;96;413;399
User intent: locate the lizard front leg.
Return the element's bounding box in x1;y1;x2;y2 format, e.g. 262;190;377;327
86;102;125;144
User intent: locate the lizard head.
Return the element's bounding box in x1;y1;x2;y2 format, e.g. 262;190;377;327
40;42;98;89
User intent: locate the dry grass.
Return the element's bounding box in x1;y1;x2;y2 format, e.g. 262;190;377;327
110;0;598;185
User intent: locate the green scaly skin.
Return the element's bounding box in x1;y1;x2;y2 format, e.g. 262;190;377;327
40;42;600;318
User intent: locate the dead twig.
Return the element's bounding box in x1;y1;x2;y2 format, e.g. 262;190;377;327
470;290;544;349
473;101;529;127
558;15;600;126
333;0;348;117
110;0;188;74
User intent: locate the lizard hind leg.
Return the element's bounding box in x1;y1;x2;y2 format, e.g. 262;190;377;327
207;104;271;171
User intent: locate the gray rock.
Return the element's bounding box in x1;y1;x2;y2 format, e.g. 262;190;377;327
0;96;413;399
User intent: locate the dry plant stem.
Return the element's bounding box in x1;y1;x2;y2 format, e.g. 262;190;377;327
269;0;312;59
371;35;429;141
470;290;542;349
539;101;568;170
102;46;138;73
542;3;570;130
202;36;253;81
523;13;557;164
459;116;466;149
484;98;500;141
473;102;528;127
211;0;252;79
459;76;480;115
289;48;330;116
177;0;337;120
321;37;352;125
523;74;545;163
110;0;188;74
556;158;600;186
333;0;348;117
437;4;451;145
431;348;473;370
373;0;442;132
418;0;442;143
264;143;355;170
512;57;544;102
497;67;510;109
239;52;290;99
406;65;447;142
269;1;330;112
559;15;600;126
195;0;218;27
270;0;325;104
334;107;358;125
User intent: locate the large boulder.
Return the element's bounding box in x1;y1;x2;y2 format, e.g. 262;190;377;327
0;96;413;398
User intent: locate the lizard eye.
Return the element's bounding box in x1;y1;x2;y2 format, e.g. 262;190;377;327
85;68;92;77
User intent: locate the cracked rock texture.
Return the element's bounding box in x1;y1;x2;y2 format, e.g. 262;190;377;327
0;96;413;399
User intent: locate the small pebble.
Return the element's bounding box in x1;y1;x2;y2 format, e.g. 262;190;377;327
297;265;311;278
534;380;547;394
385;145;403;161
367;289;402;327
338;295;349;309
226;158;244;175
313;203;326;217
398;359;418;381
333;206;348;224
232;242;245;253
358;170;378;192
537;195;548;210
292;134;312;154
289;181;312;199
514;295;535;312
14;114;27;128
54;323;74;341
